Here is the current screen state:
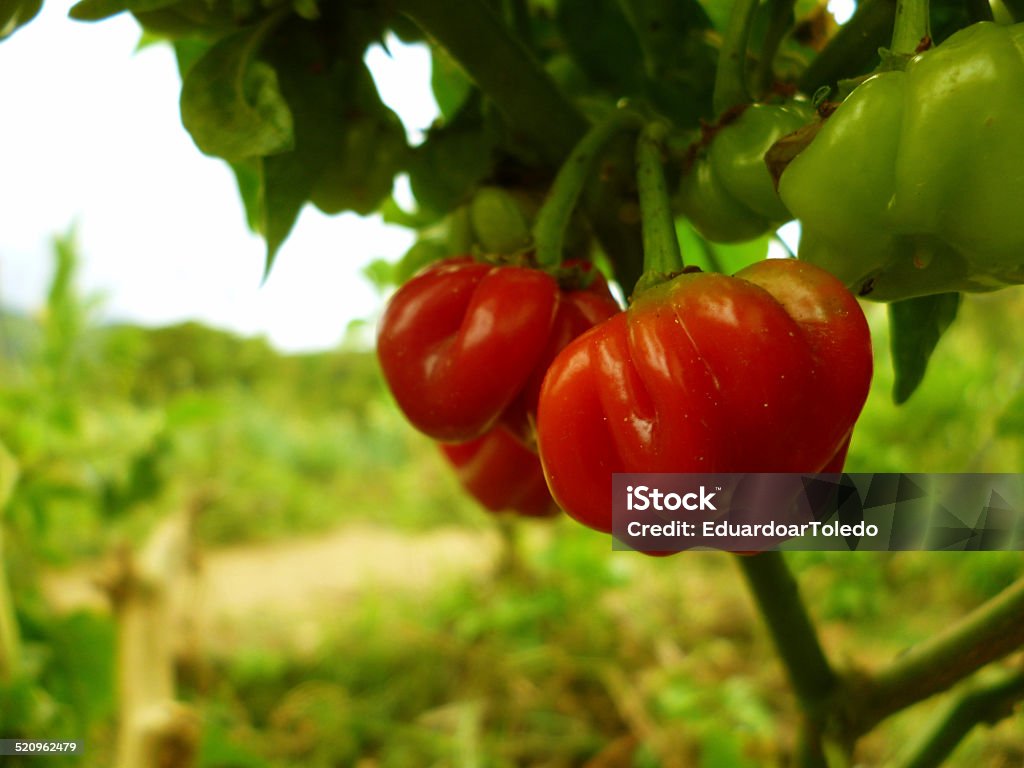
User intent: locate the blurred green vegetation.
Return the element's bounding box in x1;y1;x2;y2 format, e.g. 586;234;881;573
0;235;1022;766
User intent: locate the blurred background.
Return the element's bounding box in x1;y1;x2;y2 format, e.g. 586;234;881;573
3;0;1024;766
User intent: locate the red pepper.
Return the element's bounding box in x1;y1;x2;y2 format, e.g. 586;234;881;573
377;257;619;444
536;259;872;534
440;426;559;518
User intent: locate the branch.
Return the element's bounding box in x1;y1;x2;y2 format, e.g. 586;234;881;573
849;577;1024;736
895;667;1024;768
735;553;838;718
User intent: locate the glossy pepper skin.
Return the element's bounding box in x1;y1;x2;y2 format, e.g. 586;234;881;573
440;427;559;518
536;259;872;534
377;257;619;444
678;102;814;243
779;22;1024;301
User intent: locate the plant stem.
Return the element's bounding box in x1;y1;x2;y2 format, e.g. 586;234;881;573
533;110;645;268
890;0;931;56
736;552;837;716
895;668;1024;768
755;0;798;98
850;576;1024;735
633;122;683;288
713;0;759;114
393;0;586;166
797;0;897;94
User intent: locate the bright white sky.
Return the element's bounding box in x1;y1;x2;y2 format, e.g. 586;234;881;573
0;0;438;351
0;1;852;353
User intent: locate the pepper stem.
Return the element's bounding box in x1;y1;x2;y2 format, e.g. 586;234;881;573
890;0;931;56
713;0;759;114
633;122;684;293
533;109;645;269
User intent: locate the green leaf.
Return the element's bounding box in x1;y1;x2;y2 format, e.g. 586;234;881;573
230;158;263;233
259;151;316;277
888;292;961;404
0;0;41;38
255;17;408;274
407;98;494;217
622;0;715;126
618;0;712;74
557;0;645;96
431;45;473;120
179;18;294;162
69;0;175;22
308;67;408;217
558;0;715;127
173;37;213;76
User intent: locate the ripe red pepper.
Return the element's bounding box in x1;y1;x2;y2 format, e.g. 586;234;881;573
377;257;619;444
440;426;559;518
536;259;872;534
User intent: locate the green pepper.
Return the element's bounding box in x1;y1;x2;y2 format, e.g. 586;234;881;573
677;102;814;243
779;22;1024;301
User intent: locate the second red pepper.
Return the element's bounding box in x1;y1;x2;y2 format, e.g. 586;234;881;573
536;259;873;534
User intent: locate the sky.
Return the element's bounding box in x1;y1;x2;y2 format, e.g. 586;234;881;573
0;1;854;353
0;0;438;352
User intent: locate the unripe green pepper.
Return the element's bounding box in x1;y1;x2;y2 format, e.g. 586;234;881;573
468;187;535;255
780;22;1024;301
678;102;814;243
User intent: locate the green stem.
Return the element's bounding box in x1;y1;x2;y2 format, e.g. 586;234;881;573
755;0;798;98
713;0;759;114
736;552;837;717
890;0;931;56
393;0;587;165
895;668;1024;768
797;0;897;94
534;110;645;268
634;123;683;288
850;577;1024;736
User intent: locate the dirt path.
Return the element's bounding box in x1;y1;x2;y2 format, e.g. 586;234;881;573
43;524;501;649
